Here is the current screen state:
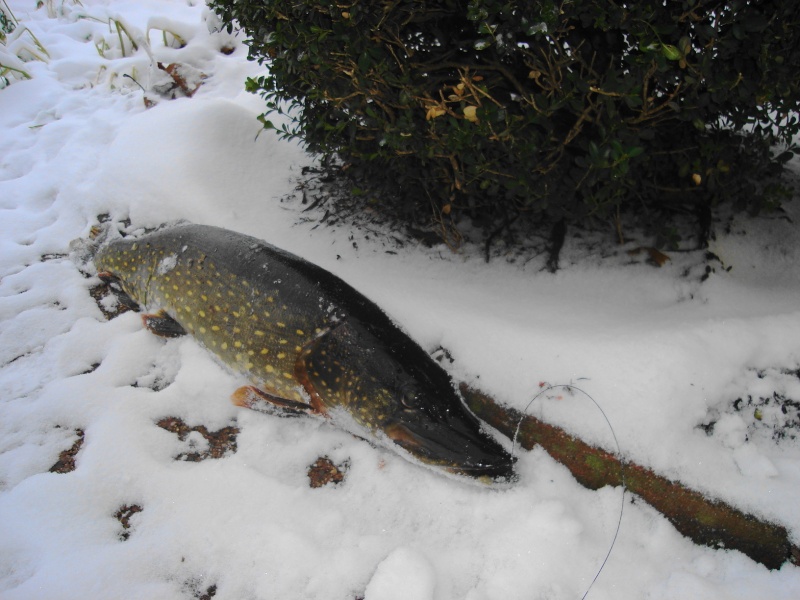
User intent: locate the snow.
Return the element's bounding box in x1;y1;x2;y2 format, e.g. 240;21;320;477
1;1;799;599
364;547;437;600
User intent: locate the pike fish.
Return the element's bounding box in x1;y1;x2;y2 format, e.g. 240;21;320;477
93;224;515;481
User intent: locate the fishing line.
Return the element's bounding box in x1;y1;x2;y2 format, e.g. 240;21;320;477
511;384;626;600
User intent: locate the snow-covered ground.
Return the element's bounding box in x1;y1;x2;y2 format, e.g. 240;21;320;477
1;1;799;598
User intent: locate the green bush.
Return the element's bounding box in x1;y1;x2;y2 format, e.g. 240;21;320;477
211;0;800;248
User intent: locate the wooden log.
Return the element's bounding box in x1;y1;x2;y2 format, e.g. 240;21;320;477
461;384;800;570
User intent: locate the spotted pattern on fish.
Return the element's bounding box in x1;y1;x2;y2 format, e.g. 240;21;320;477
96;231;336;406
94;224;516;480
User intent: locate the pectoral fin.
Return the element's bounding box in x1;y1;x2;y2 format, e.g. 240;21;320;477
141;309;187;338
293;321;350;416
232;385;315;417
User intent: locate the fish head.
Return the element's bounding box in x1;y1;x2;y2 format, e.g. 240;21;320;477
299;321;516;482
378;373;517;482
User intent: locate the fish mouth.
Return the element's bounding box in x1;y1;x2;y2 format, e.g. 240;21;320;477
385;421;517;482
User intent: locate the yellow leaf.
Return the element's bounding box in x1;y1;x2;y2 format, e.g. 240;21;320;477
426;105;446;120
627;247;671;267
463;105;479;123
645;247;671;267
692;173;702;186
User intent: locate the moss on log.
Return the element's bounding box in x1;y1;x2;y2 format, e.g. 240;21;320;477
461;384;800;570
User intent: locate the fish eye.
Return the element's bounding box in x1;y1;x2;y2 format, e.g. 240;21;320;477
400;390;421;410
393;373;421;410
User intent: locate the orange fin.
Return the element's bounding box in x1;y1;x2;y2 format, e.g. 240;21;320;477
142;310;186;338
232;385;314;417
